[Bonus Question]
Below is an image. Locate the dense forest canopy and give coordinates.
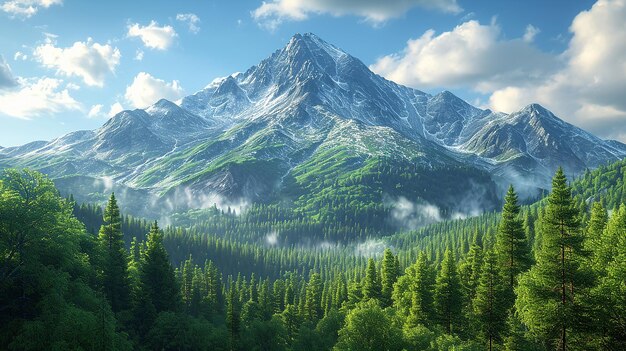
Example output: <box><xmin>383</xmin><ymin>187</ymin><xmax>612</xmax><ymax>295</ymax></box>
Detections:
<box><xmin>1</xmin><ymin>157</ymin><xmax>626</xmax><ymax>350</ymax></box>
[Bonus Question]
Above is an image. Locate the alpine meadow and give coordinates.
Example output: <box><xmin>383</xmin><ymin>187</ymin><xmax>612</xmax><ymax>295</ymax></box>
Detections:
<box><xmin>1</xmin><ymin>1</ymin><xmax>626</xmax><ymax>350</ymax></box>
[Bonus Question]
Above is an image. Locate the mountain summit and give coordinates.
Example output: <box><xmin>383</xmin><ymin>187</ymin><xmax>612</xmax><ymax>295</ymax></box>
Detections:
<box><xmin>1</xmin><ymin>33</ymin><xmax>625</xmax><ymax>217</ymax></box>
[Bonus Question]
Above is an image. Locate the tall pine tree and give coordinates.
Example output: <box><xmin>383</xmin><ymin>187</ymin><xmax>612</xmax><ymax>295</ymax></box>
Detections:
<box><xmin>98</xmin><ymin>193</ymin><xmax>130</xmax><ymax>312</ymax></box>
<box><xmin>362</xmin><ymin>258</ymin><xmax>381</xmax><ymax>301</ymax></box>
<box><xmin>406</xmin><ymin>252</ymin><xmax>435</xmax><ymax>328</ymax></box>
<box><xmin>434</xmin><ymin>249</ymin><xmax>462</xmax><ymax>334</ymax></box>
<box><xmin>516</xmin><ymin>168</ymin><xmax>593</xmax><ymax>350</ymax></box>
<box><xmin>495</xmin><ymin>185</ymin><xmax>531</xmax><ymax>291</ymax></box>
<box><xmin>138</xmin><ymin>221</ymin><xmax>179</xmax><ymax>314</ymax></box>
<box><xmin>473</xmin><ymin>250</ymin><xmax>508</xmax><ymax>351</ymax></box>
<box><xmin>380</xmin><ymin>248</ymin><xmax>398</xmax><ymax>307</ymax></box>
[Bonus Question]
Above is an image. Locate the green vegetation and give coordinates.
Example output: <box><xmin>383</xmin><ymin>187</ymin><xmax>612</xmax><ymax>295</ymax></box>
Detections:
<box><xmin>2</xmin><ymin>157</ymin><xmax>626</xmax><ymax>350</ymax></box>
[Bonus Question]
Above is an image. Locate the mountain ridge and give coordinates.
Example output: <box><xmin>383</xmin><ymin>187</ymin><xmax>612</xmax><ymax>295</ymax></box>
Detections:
<box><xmin>1</xmin><ymin>32</ymin><xmax>625</xmax><ymax>219</ymax></box>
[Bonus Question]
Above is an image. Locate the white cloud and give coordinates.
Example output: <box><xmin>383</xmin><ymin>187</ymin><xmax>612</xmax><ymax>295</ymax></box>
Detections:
<box><xmin>370</xmin><ymin>20</ymin><xmax>557</xmax><ymax>92</ymax></box>
<box><xmin>0</xmin><ymin>55</ymin><xmax>18</xmax><ymax>89</ymax></box>
<box><xmin>13</xmin><ymin>51</ymin><xmax>27</xmax><ymax>60</ymax></box>
<box><xmin>0</xmin><ymin>77</ymin><xmax>80</xmax><ymax>118</ymax></box>
<box><xmin>124</xmin><ymin>72</ymin><xmax>183</xmax><ymax>108</ymax></box>
<box><xmin>176</xmin><ymin>13</ymin><xmax>200</xmax><ymax>33</ymax></box>
<box><xmin>33</xmin><ymin>38</ymin><xmax>121</xmax><ymax>87</ymax></box>
<box><xmin>88</xmin><ymin>102</ymin><xmax>124</xmax><ymax>118</ymax></box>
<box><xmin>108</xmin><ymin>102</ymin><xmax>123</xmax><ymax>116</ymax></box>
<box><xmin>523</xmin><ymin>24</ymin><xmax>540</xmax><ymax>42</ymax></box>
<box><xmin>87</xmin><ymin>104</ymin><xmax>103</xmax><ymax>118</ymax></box>
<box><xmin>127</xmin><ymin>21</ymin><xmax>177</xmax><ymax>50</ymax></box>
<box><xmin>1</xmin><ymin>0</ymin><xmax>61</xmax><ymax>18</ymax></box>
<box><xmin>488</xmin><ymin>0</ymin><xmax>626</xmax><ymax>142</ymax></box>
<box><xmin>134</xmin><ymin>49</ymin><xmax>144</xmax><ymax>61</ymax></box>
<box><xmin>252</xmin><ymin>0</ymin><xmax>462</xmax><ymax>30</ymax></box>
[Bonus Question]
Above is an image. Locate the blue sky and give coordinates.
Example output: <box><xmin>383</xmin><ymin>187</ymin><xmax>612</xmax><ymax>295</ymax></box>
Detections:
<box><xmin>1</xmin><ymin>0</ymin><xmax>625</xmax><ymax>146</ymax></box>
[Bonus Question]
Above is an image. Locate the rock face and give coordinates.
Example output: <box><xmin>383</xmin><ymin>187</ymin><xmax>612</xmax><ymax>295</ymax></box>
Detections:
<box><xmin>1</xmin><ymin>33</ymin><xmax>625</xmax><ymax>216</ymax></box>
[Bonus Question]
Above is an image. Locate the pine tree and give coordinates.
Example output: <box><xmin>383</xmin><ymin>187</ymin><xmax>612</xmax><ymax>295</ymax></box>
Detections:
<box><xmin>380</xmin><ymin>248</ymin><xmax>398</xmax><ymax>307</ymax></box>
<box><xmin>516</xmin><ymin>168</ymin><xmax>593</xmax><ymax>350</ymax></box>
<box><xmin>459</xmin><ymin>232</ymin><xmax>483</xmax><ymax>306</ymax></box>
<box><xmin>97</xmin><ymin>193</ymin><xmax>130</xmax><ymax>312</ymax></box>
<box><xmin>226</xmin><ymin>286</ymin><xmax>240</xmax><ymax>351</ymax></box>
<box><xmin>305</xmin><ymin>272</ymin><xmax>323</xmax><ymax>322</ymax></box>
<box><xmin>593</xmin><ymin>204</ymin><xmax>626</xmax><ymax>349</ymax></box>
<box><xmin>403</xmin><ymin>252</ymin><xmax>435</xmax><ymax>328</ymax></box>
<box><xmin>344</xmin><ymin>280</ymin><xmax>362</xmax><ymax>310</ymax></box>
<box><xmin>281</xmin><ymin>304</ymin><xmax>300</xmax><ymax>344</ymax></box>
<box><xmin>473</xmin><ymin>250</ymin><xmax>508</xmax><ymax>351</ymax></box>
<box><xmin>138</xmin><ymin>221</ymin><xmax>179</xmax><ymax>314</ymax></box>
<box><xmin>586</xmin><ymin>201</ymin><xmax>607</xmax><ymax>256</ymax></box>
<box><xmin>434</xmin><ymin>249</ymin><xmax>462</xmax><ymax>334</ymax></box>
<box><xmin>495</xmin><ymin>185</ymin><xmax>531</xmax><ymax>291</ymax></box>
<box><xmin>181</xmin><ymin>255</ymin><xmax>194</xmax><ymax>311</ymax></box>
<box><xmin>362</xmin><ymin>258</ymin><xmax>381</xmax><ymax>301</ymax></box>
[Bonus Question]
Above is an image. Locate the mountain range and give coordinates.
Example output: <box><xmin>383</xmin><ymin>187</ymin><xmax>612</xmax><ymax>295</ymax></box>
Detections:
<box><xmin>1</xmin><ymin>33</ymin><xmax>625</xmax><ymax>219</ymax></box>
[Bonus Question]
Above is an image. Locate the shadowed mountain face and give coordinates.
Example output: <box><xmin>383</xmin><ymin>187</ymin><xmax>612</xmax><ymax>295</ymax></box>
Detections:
<box><xmin>1</xmin><ymin>33</ymin><xmax>625</xmax><ymax>218</ymax></box>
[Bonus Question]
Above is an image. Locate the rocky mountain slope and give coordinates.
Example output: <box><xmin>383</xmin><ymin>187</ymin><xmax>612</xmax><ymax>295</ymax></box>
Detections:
<box><xmin>1</xmin><ymin>33</ymin><xmax>624</xmax><ymax>218</ymax></box>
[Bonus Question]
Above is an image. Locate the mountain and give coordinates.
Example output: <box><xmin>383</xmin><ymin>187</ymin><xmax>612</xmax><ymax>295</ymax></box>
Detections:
<box><xmin>1</xmin><ymin>33</ymin><xmax>625</xmax><ymax>220</ymax></box>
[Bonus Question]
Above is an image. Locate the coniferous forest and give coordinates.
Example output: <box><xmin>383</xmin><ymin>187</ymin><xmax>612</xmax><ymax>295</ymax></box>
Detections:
<box><xmin>1</xmin><ymin>157</ymin><xmax>626</xmax><ymax>350</ymax></box>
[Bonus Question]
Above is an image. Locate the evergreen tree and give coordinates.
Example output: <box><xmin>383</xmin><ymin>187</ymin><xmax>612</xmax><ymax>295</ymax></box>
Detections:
<box><xmin>401</xmin><ymin>252</ymin><xmax>435</xmax><ymax>328</ymax></box>
<box><xmin>585</xmin><ymin>201</ymin><xmax>607</xmax><ymax>266</ymax></box>
<box><xmin>281</xmin><ymin>304</ymin><xmax>300</xmax><ymax>344</ymax></box>
<box><xmin>495</xmin><ymin>185</ymin><xmax>531</xmax><ymax>291</ymax></box>
<box><xmin>98</xmin><ymin>193</ymin><xmax>130</xmax><ymax>312</ymax></box>
<box><xmin>380</xmin><ymin>248</ymin><xmax>398</xmax><ymax>307</ymax></box>
<box><xmin>362</xmin><ymin>258</ymin><xmax>381</xmax><ymax>301</ymax></box>
<box><xmin>138</xmin><ymin>221</ymin><xmax>179</xmax><ymax>314</ymax></box>
<box><xmin>334</xmin><ymin>299</ymin><xmax>403</xmax><ymax>351</ymax></box>
<box><xmin>516</xmin><ymin>168</ymin><xmax>593</xmax><ymax>350</ymax></box>
<box><xmin>181</xmin><ymin>255</ymin><xmax>194</xmax><ymax>311</ymax></box>
<box><xmin>434</xmin><ymin>249</ymin><xmax>462</xmax><ymax>334</ymax></box>
<box><xmin>305</xmin><ymin>272</ymin><xmax>323</xmax><ymax>322</ymax></box>
<box><xmin>473</xmin><ymin>250</ymin><xmax>508</xmax><ymax>351</ymax></box>
<box><xmin>226</xmin><ymin>286</ymin><xmax>240</xmax><ymax>351</ymax></box>
<box><xmin>459</xmin><ymin>232</ymin><xmax>483</xmax><ymax>308</ymax></box>
<box><xmin>593</xmin><ymin>204</ymin><xmax>626</xmax><ymax>349</ymax></box>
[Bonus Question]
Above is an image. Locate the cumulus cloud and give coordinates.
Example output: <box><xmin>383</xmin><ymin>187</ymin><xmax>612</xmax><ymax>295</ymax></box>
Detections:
<box><xmin>0</xmin><ymin>55</ymin><xmax>18</xmax><ymax>89</ymax></box>
<box><xmin>1</xmin><ymin>0</ymin><xmax>61</xmax><ymax>18</ymax></box>
<box><xmin>0</xmin><ymin>77</ymin><xmax>80</xmax><ymax>118</ymax></box>
<box><xmin>124</xmin><ymin>72</ymin><xmax>183</xmax><ymax>108</ymax></box>
<box><xmin>13</xmin><ymin>51</ymin><xmax>27</xmax><ymax>60</ymax></box>
<box><xmin>87</xmin><ymin>102</ymin><xmax>123</xmax><ymax>118</ymax></box>
<box><xmin>176</xmin><ymin>13</ymin><xmax>200</xmax><ymax>33</ymax></box>
<box><xmin>134</xmin><ymin>49</ymin><xmax>144</xmax><ymax>61</ymax></box>
<box><xmin>523</xmin><ymin>24</ymin><xmax>540</xmax><ymax>43</ymax></box>
<box><xmin>370</xmin><ymin>20</ymin><xmax>557</xmax><ymax>93</ymax></box>
<box><xmin>252</xmin><ymin>0</ymin><xmax>462</xmax><ymax>30</ymax></box>
<box><xmin>488</xmin><ymin>0</ymin><xmax>626</xmax><ymax>141</ymax></box>
<box><xmin>33</xmin><ymin>38</ymin><xmax>121</xmax><ymax>87</ymax></box>
<box><xmin>371</xmin><ymin>0</ymin><xmax>626</xmax><ymax>141</ymax></box>
<box><xmin>127</xmin><ymin>21</ymin><xmax>177</xmax><ymax>50</ymax></box>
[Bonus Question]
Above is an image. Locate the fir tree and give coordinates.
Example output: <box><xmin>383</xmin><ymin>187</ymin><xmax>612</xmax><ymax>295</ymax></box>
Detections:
<box><xmin>404</xmin><ymin>252</ymin><xmax>435</xmax><ymax>328</ymax></box>
<box><xmin>434</xmin><ymin>249</ymin><xmax>462</xmax><ymax>334</ymax></box>
<box><xmin>516</xmin><ymin>168</ymin><xmax>593</xmax><ymax>350</ymax></box>
<box><xmin>585</xmin><ymin>201</ymin><xmax>607</xmax><ymax>263</ymax></box>
<box><xmin>305</xmin><ymin>272</ymin><xmax>323</xmax><ymax>322</ymax></box>
<box><xmin>473</xmin><ymin>250</ymin><xmax>508</xmax><ymax>351</ymax></box>
<box><xmin>226</xmin><ymin>286</ymin><xmax>240</xmax><ymax>351</ymax></box>
<box><xmin>362</xmin><ymin>258</ymin><xmax>381</xmax><ymax>301</ymax></box>
<box><xmin>138</xmin><ymin>221</ymin><xmax>179</xmax><ymax>314</ymax></box>
<box><xmin>495</xmin><ymin>185</ymin><xmax>531</xmax><ymax>291</ymax></box>
<box><xmin>380</xmin><ymin>248</ymin><xmax>398</xmax><ymax>307</ymax></box>
<box><xmin>459</xmin><ymin>232</ymin><xmax>483</xmax><ymax>307</ymax></box>
<box><xmin>98</xmin><ymin>193</ymin><xmax>130</xmax><ymax>312</ymax></box>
